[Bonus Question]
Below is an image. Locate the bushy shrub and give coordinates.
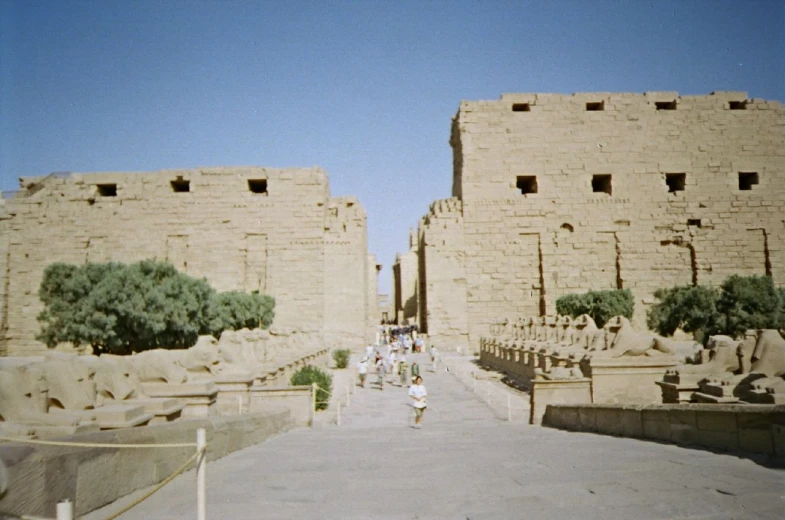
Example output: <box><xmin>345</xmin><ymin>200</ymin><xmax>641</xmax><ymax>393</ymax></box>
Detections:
<box><xmin>647</xmin><ymin>275</ymin><xmax>785</xmax><ymax>343</ymax></box>
<box><xmin>332</xmin><ymin>349</ymin><xmax>351</xmax><ymax>369</ymax></box>
<box><xmin>37</xmin><ymin>260</ymin><xmax>275</xmax><ymax>355</ymax></box>
<box><xmin>718</xmin><ymin>275</ymin><xmax>785</xmax><ymax>339</ymax></box>
<box><xmin>290</xmin><ymin>366</ymin><xmax>333</xmax><ymax>410</ymax></box>
<box><xmin>555</xmin><ymin>289</ymin><xmax>634</xmax><ymax>328</ymax></box>
<box><xmin>646</xmin><ymin>285</ymin><xmax>721</xmax><ymax>344</ymax></box>
<box><xmin>206</xmin><ymin>291</ymin><xmax>275</xmax><ymax>337</ymax></box>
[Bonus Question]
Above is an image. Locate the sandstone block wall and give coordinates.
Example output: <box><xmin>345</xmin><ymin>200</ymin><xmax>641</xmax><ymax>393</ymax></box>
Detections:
<box><xmin>392</xmin><ymin>229</ymin><xmax>419</xmax><ymax>324</ymax></box>
<box><xmin>420</xmin><ymin>91</ymin><xmax>785</xmax><ymax>348</ymax></box>
<box><xmin>323</xmin><ymin>196</ymin><xmax>369</xmax><ymax>346</ymax></box>
<box><xmin>0</xmin><ymin>167</ymin><xmax>372</xmax><ymax>355</ymax></box>
<box><xmin>366</xmin><ymin>254</ymin><xmax>381</xmax><ymax>340</ymax></box>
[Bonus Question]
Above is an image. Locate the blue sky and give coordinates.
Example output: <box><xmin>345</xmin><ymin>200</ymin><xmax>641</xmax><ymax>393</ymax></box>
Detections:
<box><xmin>1</xmin><ymin>0</ymin><xmax>783</xmax><ymax>295</ymax></box>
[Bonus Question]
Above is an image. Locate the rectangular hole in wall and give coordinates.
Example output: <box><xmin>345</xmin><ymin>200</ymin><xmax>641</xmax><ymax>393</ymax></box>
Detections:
<box><xmin>248</xmin><ymin>179</ymin><xmax>268</xmax><ymax>194</ymax></box>
<box><xmin>687</xmin><ymin>219</ymin><xmax>702</xmax><ymax>228</ymax></box>
<box><xmin>96</xmin><ymin>184</ymin><xmax>117</xmax><ymax>197</ymax></box>
<box><xmin>512</xmin><ymin>103</ymin><xmax>530</xmax><ymax>112</ymax></box>
<box><xmin>655</xmin><ymin>101</ymin><xmax>677</xmax><ymax>110</ymax></box>
<box><xmin>729</xmin><ymin>101</ymin><xmax>747</xmax><ymax>110</ymax></box>
<box><xmin>171</xmin><ymin>178</ymin><xmax>190</xmax><ymax>193</ymax></box>
<box><xmin>586</xmin><ymin>101</ymin><xmax>604</xmax><ymax>111</ymax></box>
<box><xmin>592</xmin><ymin>174</ymin><xmax>612</xmax><ymax>195</ymax></box>
<box><xmin>516</xmin><ymin>175</ymin><xmax>538</xmax><ymax>194</ymax></box>
<box><xmin>665</xmin><ymin>173</ymin><xmax>686</xmax><ymax>193</ymax></box>
<box><xmin>738</xmin><ymin>172</ymin><xmax>759</xmax><ymax>191</ymax></box>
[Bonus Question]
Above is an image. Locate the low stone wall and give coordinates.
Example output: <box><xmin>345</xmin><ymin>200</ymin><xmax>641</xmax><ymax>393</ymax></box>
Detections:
<box><xmin>249</xmin><ymin>386</ymin><xmax>313</xmax><ymax>426</ymax></box>
<box><xmin>544</xmin><ymin>403</ymin><xmax>785</xmax><ymax>464</ymax></box>
<box><xmin>529</xmin><ymin>378</ymin><xmax>591</xmax><ymax>425</ymax></box>
<box><xmin>0</xmin><ymin>408</ymin><xmax>296</xmax><ymax>518</ymax></box>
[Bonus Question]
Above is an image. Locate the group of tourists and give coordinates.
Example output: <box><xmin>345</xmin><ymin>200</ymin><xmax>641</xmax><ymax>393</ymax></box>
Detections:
<box><xmin>355</xmin><ymin>327</ymin><xmax>429</xmax><ymax>428</ymax></box>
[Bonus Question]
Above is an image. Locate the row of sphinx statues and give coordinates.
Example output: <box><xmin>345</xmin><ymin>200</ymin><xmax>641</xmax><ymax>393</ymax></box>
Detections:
<box><xmin>480</xmin><ymin>314</ymin><xmax>785</xmax><ymax>405</ymax></box>
<box><xmin>481</xmin><ymin>314</ymin><xmax>702</xmax><ymax>381</ymax></box>
<box><xmin>0</xmin><ymin>329</ymin><xmax>329</xmax><ymax>439</ymax></box>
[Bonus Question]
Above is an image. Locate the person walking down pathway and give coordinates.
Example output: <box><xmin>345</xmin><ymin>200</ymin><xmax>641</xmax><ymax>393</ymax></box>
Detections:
<box><xmin>89</xmin><ymin>351</ymin><xmax>785</xmax><ymax>520</ymax></box>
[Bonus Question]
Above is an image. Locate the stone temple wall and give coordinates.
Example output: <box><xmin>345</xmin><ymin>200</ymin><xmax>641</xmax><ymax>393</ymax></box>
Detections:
<box><xmin>0</xmin><ymin>166</ymin><xmax>373</xmax><ymax>355</ymax></box>
<box><xmin>392</xmin><ymin>229</ymin><xmax>419</xmax><ymax>324</ymax></box>
<box><xmin>366</xmin><ymin>253</ymin><xmax>380</xmax><ymax>340</ymax></box>
<box><xmin>419</xmin><ymin>91</ymin><xmax>785</xmax><ymax>350</ymax></box>
<box><xmin>0</xmin><ymin>202</ymin><xmax>9</xmax><ymax>356</ymax></box>
<box><xmin>323</xmin><ymin>196</ymin><xmax>369</xmax><ymax>345</ymax></box>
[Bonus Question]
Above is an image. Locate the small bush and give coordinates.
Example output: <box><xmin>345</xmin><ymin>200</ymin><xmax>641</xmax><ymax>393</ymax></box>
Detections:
<box><xmin>290</xmin><ymin>366</ymin><xmax>332</xmax><ymax>410</ymax></box>
<box><xmin>332</xmin><ymin>349</ymin><xmax>351</xmax><ymax>369</ymax></box>
<box><xmin>556</xmin><ymin>289</ymin><xmax>634</xmax><ymax>328</ymax></box>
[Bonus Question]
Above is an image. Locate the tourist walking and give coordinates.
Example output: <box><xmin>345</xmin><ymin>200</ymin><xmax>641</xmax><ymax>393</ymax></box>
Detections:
<box><xmin>408</xmin><ymin>376</ymin><xmax>427</xmax><ymax>428</ymax></box>
<box><xmin>376</xmin><ymin>355</ymin><xmax>386</xmax><ymax>389</ymax></box>
<box><xmin>357</xmin><ymin>357</ymin><xmax>368</xmax><ymax>388</ymax></box>
<box><xmin>399</xmin><ymin>357</ymin><xmax>408</xmax><ymax>387</ymax></box>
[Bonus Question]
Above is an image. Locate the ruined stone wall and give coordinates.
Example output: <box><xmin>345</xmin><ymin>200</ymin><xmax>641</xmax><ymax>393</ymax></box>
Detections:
<box><xmin>419</xmin><ymin>198</ymin><xmax>469</xmax><ymax>349</ymax></box>
<box><xmin>422</xmin><ymin>91</ymin><xmax>785</xmax><ymax>348</ymax></box>
<box><xmin>0</xmin><ymin>201</ymin><xmax>9</xmax><ymax>355</ymax></box>
<box><xmin>1</xmin><ymin>167</ymin><xmax>371</xmax><ymax>355</ymax></box>
<box><xmin>323</xmin><ymin>196</ymin><xmax>369</xmax><ymax>347</ymax></box>
<box><xmin>366</xmin><ymin>253</ymin><xmax>380</xmax><ymax>341</ymax></box>
<box><xmin>392</xmin><ymin>229</ymin><xmax>419</xmax><ymax>325</ymax></box>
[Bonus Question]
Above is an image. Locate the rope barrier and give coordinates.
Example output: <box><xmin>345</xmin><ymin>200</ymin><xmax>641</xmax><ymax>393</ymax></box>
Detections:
<box><xmin>99</xmin><ymin>446</ymin><xmax>206</xmax><ymax>520</ymax></box>
<box><xmin>0</xmin><ymin>436</ymin><xmax>197</xmax><ymax>449</ymax></box>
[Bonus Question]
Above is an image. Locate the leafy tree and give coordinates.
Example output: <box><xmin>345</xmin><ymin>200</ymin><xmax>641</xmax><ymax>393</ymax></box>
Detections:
<box><xmin>646</xmin><ymin>285</ymin><xmax>722</xmax><ymax>343</ymax></box>
<box><xmin>290</xmin><ymin>366</ymin><xmax>332</xmax><ymax>410</ymax></box>
<box><xmin>647</xmin><ymin>275</ymin><xmax>785</xmax><ymax>343</ymax></box>
<box><xmin>555</xmin><ymin>289</ymin><xmax>634</xmax><ymax>328</ymax></box>
<box><xmin>37</xmin><ymin>260</ymin><xmax>275</xmax><ymax>355</ymax></box>
<box><xmin>717</xmin><ymin>275</ymin><xmax>785</xmax><ymax>339</ymax></box>
<box><xmin>206</xmin><ymin>291</ymin><xmax>275</xmax><ymax>337</ymax></box>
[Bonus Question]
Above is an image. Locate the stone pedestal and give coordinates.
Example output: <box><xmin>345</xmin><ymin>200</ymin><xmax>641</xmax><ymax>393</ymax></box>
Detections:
<box><xmin>656</xmin><ymin>381</ymin><xmax>700</xmax><ymax>404</ymax></box>
<box><xmin>214</xmin><ymin>375</ymin><xmax>254</xmax><ymax>415</ymax></box>
<box><xmin>530</xmin><ymin>378</ymin><xmax>592</xmax><ymax>425</ymax></box>
<box><xmin>50</xmin><ymin>404</ymin><xmax>154</xmax><ymax>430</ymax></box>
<box><xmin>141</xmin><ymin>382</ymin><xmax>218</xmax><ymax>417</ymax></box>
<box><xmin>589</xmin><ymin>357</ymin><xmax>679</xmax><ymax>405</ymax></box>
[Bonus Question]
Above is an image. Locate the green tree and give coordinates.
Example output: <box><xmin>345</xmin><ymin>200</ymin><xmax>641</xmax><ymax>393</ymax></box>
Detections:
<box><xmin>717</xmin><ymin>275</ymin><xmax>785</xmax><ymax>339</ymax></box>
<box><xmin>646</xmin><ymin>275</ymin><xmax>785</xmax><ymax>343</ymax></box>
<box><xmin>36</xmin><ymin>260</ymin><xmax>275</xmax><ymax>354</ymax></box>
<box><xmin>206</xmin><ymin>291</ymin><xmax>275</xmax><ymax>336</ymax></box>
<box><xmin>555</xmin><ymin>289</ymin><xmax>634</xmax><ymax>328</ymax></box>
<box><xmin>646</xmin><ymin>285</ymin><xmax>722</xmax><ymax>343</ymax></box>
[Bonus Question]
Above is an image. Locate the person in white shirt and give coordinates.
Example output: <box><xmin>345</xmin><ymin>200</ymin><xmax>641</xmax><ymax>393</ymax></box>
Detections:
<box><xmin>357</xmin><ymin>358</ymin><xmax>369</xmax><ymax>388</ymax></box>
<box><xmin>375</xmin><ymin>355</ymin><xmax>386</xmax><ymax>390</ymax></box>
<box><xmin>408</xmin><ymin>376</ymin><xmax>427</xmax><ymax>428</ymax></box>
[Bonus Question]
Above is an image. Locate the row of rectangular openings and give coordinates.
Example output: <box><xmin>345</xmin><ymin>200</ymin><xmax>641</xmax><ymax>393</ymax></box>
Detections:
<box><xmin>516</xmin><ymin>172</ymin><xmax>759</xmax><ymax>195</ymax></box>
<box><xmin>95</xmin><ymin>179</ymin><xmax>269</xmax><ymax>196</ymax></box>
<box><xmin>512</xmin><ymin>99</ymin><xmax>747</xmax><ymax>112</ymax></box>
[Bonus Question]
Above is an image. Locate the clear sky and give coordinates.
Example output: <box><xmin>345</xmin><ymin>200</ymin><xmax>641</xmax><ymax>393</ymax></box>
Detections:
<box><xmin>1</xmin><ymin>0</ymin><xmax>783</xmax><ymax>295</ymax></box>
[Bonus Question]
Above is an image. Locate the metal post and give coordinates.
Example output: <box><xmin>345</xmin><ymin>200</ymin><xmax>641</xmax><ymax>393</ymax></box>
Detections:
<box><xmin>336</xmin><ymin>401</ymin><xmax>341</xmax><ymax>426</ymax></box>
<box><xmin>197</xmin><ymin>428</ymin><xmax>206</xmax><ymax>520</ymax></box>
<box><xmin>56</xmin><ymin>499</ymin><xmax>73</xmax><ymax>520</ymax></box>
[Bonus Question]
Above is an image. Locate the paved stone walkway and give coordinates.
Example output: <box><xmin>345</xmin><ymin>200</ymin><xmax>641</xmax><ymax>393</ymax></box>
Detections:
<box><xmin>93</xmin><ymin>353</ymin><xmax>784</xmax><ymax>520</ymax></box>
